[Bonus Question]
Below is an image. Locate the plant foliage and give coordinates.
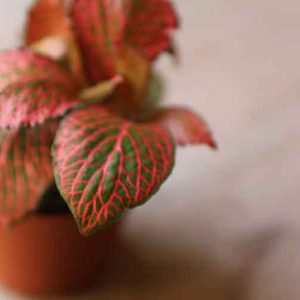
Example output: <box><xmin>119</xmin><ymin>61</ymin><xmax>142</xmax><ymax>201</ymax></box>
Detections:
<box><xmin>0</xmin><ymin>0</ymin><xmax>216</xmax><ymax>235</ymax></box>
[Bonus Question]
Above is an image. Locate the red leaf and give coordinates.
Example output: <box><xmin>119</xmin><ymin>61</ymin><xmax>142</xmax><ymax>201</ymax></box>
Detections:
<box><xmin>25</xmin><ymin>0</ymin><xmax>71</xmax><ymax>45</ymax></box>
<box><xmin>0</xmin><ymin>49</ymin><xmax>79</xmax><ymax>128</ymax></box>
<box><xmin>0</xmin><ymin>122</ymin><xmax>57</xmax><ymax>225</ymax></box>
<box><xmin>71</xmin><ymin>0</ymin><xmax>118</xmax><ymax>83</ymax></box>
<box><xmin>150</xmin><ymin>107</ymin><xmax>217</xmax><ymax>148</ymax></box>
<box><xmin>53</xmin><ymin>105</ymin><xmax>175</xmax><ymax>235</ymax></box>
<box><xmin>71</xmin><ymin>0</ymin><xmax>178</xmax><ymax>83</ymax></box>
<box><xmin>124</xmin><ymin>0</ymin><xmax>179</xmax><ymax>60</ymax></box>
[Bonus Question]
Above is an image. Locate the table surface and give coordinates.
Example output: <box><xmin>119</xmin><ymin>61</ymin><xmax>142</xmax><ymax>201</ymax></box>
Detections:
<box><xmin>1</xmin><ymin>0</ymin><xmax>300</xmax><ymax>299</ymax></box>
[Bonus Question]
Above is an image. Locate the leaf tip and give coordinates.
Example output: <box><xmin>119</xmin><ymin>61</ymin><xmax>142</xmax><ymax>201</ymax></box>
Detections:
<box><xmin>207</xmin><ymin>136</ymin><xmax>218</xmax><ymax>150</ymax></box>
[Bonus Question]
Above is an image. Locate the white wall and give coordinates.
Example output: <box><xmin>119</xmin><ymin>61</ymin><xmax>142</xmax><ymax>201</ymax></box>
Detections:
<box><xmin>0</xmin><ymin>0</ymin><xmax>33</xmax><ymax>49</ymax></box>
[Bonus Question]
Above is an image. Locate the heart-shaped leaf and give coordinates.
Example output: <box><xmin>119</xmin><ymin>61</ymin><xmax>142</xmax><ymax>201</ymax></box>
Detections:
<box><xmin>71</xmin><ymin>0</ymin><xmax>178</xmax><ymax>83</ymax></box>
<box><xmin>53</xmin><ymin>105</ymin><xmax>175</xmax><ymax>235</ymax></box>
<box><xmin>150</xmin><ymin>107</ymin><xmax>217</xmax><ymax>148</ymax></box>
<box><xmin>0</xmin><ymin>49</ymin><xmax>79</xmax><ymax>128</ymax></box>
<box><xmin>0</xmin><ymin>122</ymin><xmax>57</xmax><ymax>225</ymax></box>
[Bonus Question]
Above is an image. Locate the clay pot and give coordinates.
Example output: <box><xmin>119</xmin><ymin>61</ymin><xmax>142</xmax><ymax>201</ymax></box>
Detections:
<box><xmin>0</xmin><ymin>213</ymin><xmax>119</xmax><ymax>296</ymax></box>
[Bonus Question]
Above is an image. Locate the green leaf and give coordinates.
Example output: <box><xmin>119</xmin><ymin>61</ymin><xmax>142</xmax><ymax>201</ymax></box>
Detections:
<box><xmin>0</xmin><ymin>122</ymin><xmax>57</xmax><ymax>225</ymax></box>
<box><xmin>53</xmin><ymin>105</ymin><xmax>175</xmax><ymax>235</ymax></box>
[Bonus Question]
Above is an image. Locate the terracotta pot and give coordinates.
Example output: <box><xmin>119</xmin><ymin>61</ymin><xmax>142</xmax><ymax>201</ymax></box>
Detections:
<box><xmin>0</xmin><ymin>213</ymin><xmax>120</xmax><ymax>296</ymax></box>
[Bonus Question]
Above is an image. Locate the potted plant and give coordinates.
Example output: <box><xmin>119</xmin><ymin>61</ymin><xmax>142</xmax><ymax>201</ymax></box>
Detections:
<box><xmin>0</xmin><ymin>0</ymin><xmax>216</xmax><ymax>296</ymax></box>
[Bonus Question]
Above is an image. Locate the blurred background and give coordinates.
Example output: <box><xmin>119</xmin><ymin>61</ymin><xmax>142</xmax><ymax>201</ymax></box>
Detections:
<box><xmin>1</xmin><ymin>0</ymin><xmax>300</xmax><ymax>299</ymax></box>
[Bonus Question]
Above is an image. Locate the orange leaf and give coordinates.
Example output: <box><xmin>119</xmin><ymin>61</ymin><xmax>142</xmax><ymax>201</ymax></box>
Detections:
<box><xmin>26</xmin><ymin>0</ymin><xmax>87</xmax><ymax>86</ymax></box>
<box><xmin>67</xmin><ymin>38</ymin><xmax>88</xmax><ymax>86</ymax></box>
<box><xmin>25</xmin><ymin>0</ymin><xmax>71</xmax><ymax>45</ymax></box>
<box><xmin>110</xmin><ymin>46</ymin><xmax>151</xmax><ymax>115</ymax></box>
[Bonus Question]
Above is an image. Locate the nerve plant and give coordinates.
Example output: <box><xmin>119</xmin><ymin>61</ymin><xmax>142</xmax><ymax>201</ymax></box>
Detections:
<box><xmin>0</xmin><ymin>0</ymin><xmax>216</xmax><ymax>236</ymax></box>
